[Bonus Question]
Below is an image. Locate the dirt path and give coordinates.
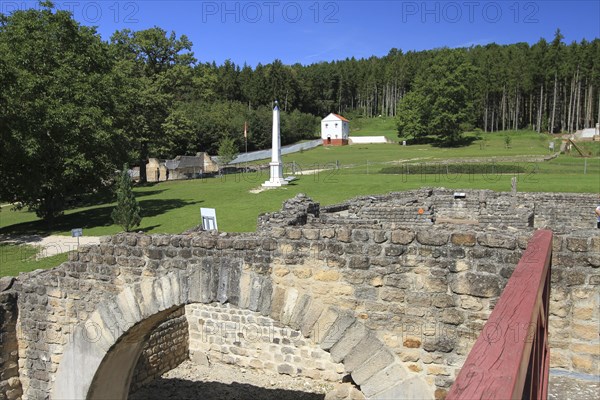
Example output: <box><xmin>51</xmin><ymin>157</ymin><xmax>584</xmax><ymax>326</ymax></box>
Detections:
<box><xmin>130</xmin><ymin>360</ymin><xmax>336</xmax><ymax>400</ymax></box>
<box><xmin>130</xmin><ymin>361</ymin><xmax>598</xmax><ymax>400</ymax></box>
<box><xmin>0</xmin><ymin>234</ymin><xmax>102</xmax><ymax>258</ymax></box>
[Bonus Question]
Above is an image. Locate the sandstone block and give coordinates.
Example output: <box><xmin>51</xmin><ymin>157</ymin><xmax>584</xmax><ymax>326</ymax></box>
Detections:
<box><xmin>286</xmin><ymin>229</ymin><xmax>302</xmax><ymax>240</ymax></box>
<box><xmin>566</xmin><ymin>237</ymin><xmax>588</xmax><ymax>252</ymax></box>
<box><xmin>300</xmin><ymin>302</ymin><xmax>324</xmax><ymax>338</ymax></box>
<box><xmin>372</xmin><ymin>231</ymin><xmax>388</xmax><ymax>244</ymax></box>
<box><xmin>348</xmin><ymin>256</ymin><xmax>370</xmax><ymax>270</ymax></box>
<box><xmin>384</xmin><ymin>245</ymin><xmax>406</xmax><ymax>257</ymax></box>
<box><xmin>564</xmin><ymin>270</ymin><xmax>586</xmax><ymax>286</ymax></box>
<box><xmin>270</xmin><ymin>286</ymin><xmax>286</xmax><ymax>321</ymax></box>
<box><xmin>449</xmin><ymin>260</ymin><xmax>471</xmax><ymax>272</ymax></box>
<box><xmin>403</xmin><ymin>338</ymin><xmax>421</xmax><ymax>348</ymax></box>
<box><xmin>343</xmin><ymin>333</ymin><xmax>384</xmax><ymax>372</ymax></box>
<box><xmin>417</xmin><ymin>231</ymin><xmax>449</xmax><ymax>246</ymax></box>
<box><xmin>450</xmin><ymin>272</ymin><xmax>501</xmax><ymax>298</ymax></box>
<box><xmin>380</xmin><ymin>287</ymin><xmax>405</xmax><ymax>302</ymax></box>
<box><xmin>292</xmin><ymin>267</ymin><xmax>312</xmax><ymax>279</ymax></box>
<box><xmin>571</xmin><ymin>343</ymin><xmax>600</xmax><ymax>356</ymax></box>
<box><xmin>330</xmin><ymin>322</ymin><xmax>369</xmax><ymax>363</ymax></box>
<box><xmin>191</xmin><ymin>351</ymin><xmax>210</xmax><ymax>366</ymax></box>
<box><xmin>280</xmin><ymin>288</ymin><xmax>299</xmax><ymax>325</ymax></box>
<box><xmin>302</xmin><ymin>229</ymin><xmax>320</xmax><ymax>240</ymax></box>
<box><xmin>477</xmin><ymin>234</ymin><xmax>516</xmax><ymax>249</ymax></box>
<box><xmin>277</xmin><ymin>363</ymin><xmax>295</xmax><ymax>375</ymax></box>
<box><xmin>571</xmin><ymin>354</ymin><xmax>594</xmax><ymax>374</ymax></box>
<box><xmin>314</xmin><ymin>270</ymin><xmax>340</xmax><ymax>281</ymax></box>
<box><xmin>289</xmin><ymin>294</ymin><xmax>312</xmax><ymax>330</ymax></box>
<box><xmin>441</xmin><ymin>309</ymin><xmax>464</xmax><ymax>325</ymax></box>
<box><xmin>336</xmin><ymin>228</ymin><xmax>352</xmax><ymax>242</ymax></box>
<box><xmin>320</xmin><ymin>312</ymin><xmax>355</xmax><ymax>351</ymax></box>
<box><xmin>427</xmin><ymin>365</ymin><xmax>451</xmax><ymax>376</ymax></box>
<box><xmin>321</xmin><ymin>228</ymin><xmax>335</xmax><ymax>239</ymax></box>
<box><xmin>371</xmin><ymin>375</ymin><xmax>432</xmax><ymax>400</ymax></box>
<box><xmin>144</xmin><ymin>248</ymin><xmax>163</xmax><ymax>260</ymax></box>
<box><xmin>408</xmin><ymin>364</ymin><xmax>422</xmax><ymax>372</ymax></box>
<box><xmin>423</xmin><ymin>336</ymin><xmax>455</xmax><ymax>353</ymax></box>
<box><xmin>572</xmin><ymin>323</ymin><xmax>599</xmax><ymax>341</ymax></box>
<box><xmin>549</xmin><ymin>349</ymin><xmax>570</xmax><ymax>369</ymax></box>
<box><xmin>391</xmin><ymin>230</ymin><xmax>415</xmax><ymax>245</ymax></box>
<box><xmin>351</xmin><ymin>348</ymin><xmax>395</xmax><ymax>385</ymax></box>
<box><xmin>361</xmin><ymin>363</ymin><xmax>406</xmax><ymax>397</ymax></box>
<box><xmin>451</xmin><ymin>233</ymin><xmax>476</xmax><ymax>246</ymax></box>
<box><xmin>352</xmin><ymin>230</ymin><xmax>370</xmax><ymax>242</ymax></box>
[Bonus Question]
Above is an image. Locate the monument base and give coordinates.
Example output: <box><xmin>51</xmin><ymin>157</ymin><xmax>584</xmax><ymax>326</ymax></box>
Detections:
<box><xmin>262</xmin><ymin>178</ymin><xmax>289</xmax><ymax>187</ymax></box>
<box><xmin>262</xmin><ymin>161</ymin><xmax>288</xmax><ymax>187</ymax></box>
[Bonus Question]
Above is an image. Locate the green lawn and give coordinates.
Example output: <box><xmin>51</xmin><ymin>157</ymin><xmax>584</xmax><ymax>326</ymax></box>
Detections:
<box><xmin>349</xmin><ymin>116</ymin><xmax>399</xmax><ymax>142</ymax></box>
<box><xmin>0</xmin><ymin>129</ymin><xmax>597</xmax><ymax>244</ymax></box>
<box><xmin>0</xmin><ymin>243</ymin><xmax>68</xmax><ymax>277</ymax></box>
<box><xmin>268</xmin><ymin>130</ymin><xmax>558</xmax><ymax>167</ymax></box>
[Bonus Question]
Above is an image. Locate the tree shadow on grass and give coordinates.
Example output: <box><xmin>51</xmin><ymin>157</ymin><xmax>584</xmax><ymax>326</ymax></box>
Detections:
<box><xmin>0</xmin><ymin>199</ymin><xmax>202</xmax><ymax>236</ymax></box>
<box><xmin>401</xmin><ymin>135</ymin><xmax>480</xmax><ymax>148</ymax></box>
<box><xmin>431</xmin><ymin>135</ymin><xmax>480</xmax><ymax>148</ymax></box>
<box><xmin>61</xmin><ymin>188</ymin><xmax>167</xmax><ymax>212</ymax></box>
<box><xmin>130</xmin><ymin>378</ymin><xmax>326</xmax><ymax>400</ymax></box>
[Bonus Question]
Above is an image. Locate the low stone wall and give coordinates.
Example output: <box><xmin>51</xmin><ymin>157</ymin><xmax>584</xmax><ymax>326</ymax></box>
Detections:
<box><xmin>0</xmin><ymin>279</ymin><xmax>22</xmax><ymax>400</ymax></box>
<box><xmin>186</xmin><ymin>303</ymin><xmax>345</xmax><ymax>382</ymax></box>
<box><xmin>129</xmin><ymin>306</ymin><xmax>189</xmax><ymax>394</ymax></box>
<box><xmin>312</xmin><ymin>189</ymin><xmax>598</xmax><ymax>231</ymax></box>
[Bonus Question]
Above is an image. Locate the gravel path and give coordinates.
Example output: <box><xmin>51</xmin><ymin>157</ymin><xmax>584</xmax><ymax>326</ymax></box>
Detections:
<box><xmin>131</xmin><ymin>361</ymin><xmax>599</xmax><ymax>400</ymax></box>
<box><xmin>0</xmin><ymin>234</ymin><xmax>102</xmax><ymax>258</ymax></box>
<box><xmin>130</xmin><ymin>360</ymin><xmax>335</xmax><ymax>400</ymax></box>
<box><xmin>548</xmin><ymin>371</ymin><xmax>600</xmax><ymax>400</ymax></box>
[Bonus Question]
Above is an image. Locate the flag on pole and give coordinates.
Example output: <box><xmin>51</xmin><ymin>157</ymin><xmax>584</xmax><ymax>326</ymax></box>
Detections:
<box><xmin>244</xmin><ymin>121</ymin><xmax>247</xmax><ymax>138</ymax></box>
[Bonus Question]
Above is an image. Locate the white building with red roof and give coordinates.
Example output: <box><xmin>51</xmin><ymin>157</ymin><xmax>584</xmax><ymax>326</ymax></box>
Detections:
<box><xmin>321</xmin><ymin>113</ymin><xmax>349</xmax><ymax>146</ymax></box>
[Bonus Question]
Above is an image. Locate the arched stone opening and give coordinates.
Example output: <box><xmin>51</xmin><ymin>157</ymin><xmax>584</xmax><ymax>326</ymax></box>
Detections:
<box><xmin>88</xmin><ymin>306</ymin><xmax>179</xmax><ymax>399</ymax></box>
<box><xmin>52</xmin><ymin>273</ymin><xmax>188</xmax><ymax>400</ymax></box>
<box><xmin>52</xmin><ymin>272</ymin><xmax>432</xmax><ymax>400</ymax></box>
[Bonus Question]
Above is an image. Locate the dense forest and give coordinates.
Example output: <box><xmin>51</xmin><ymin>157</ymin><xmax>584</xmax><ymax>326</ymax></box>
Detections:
<box><xmin>1</xmin><ymin>3</ymin><xmax>599</xmax><ymax>220</ymax></box>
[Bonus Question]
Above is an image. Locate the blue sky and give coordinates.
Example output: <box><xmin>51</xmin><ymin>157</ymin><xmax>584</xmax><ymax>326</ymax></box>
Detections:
<box><xmin>3</xmin><ymin>1</ymin><xmax>599</xmax><ymax>66</ymax></box>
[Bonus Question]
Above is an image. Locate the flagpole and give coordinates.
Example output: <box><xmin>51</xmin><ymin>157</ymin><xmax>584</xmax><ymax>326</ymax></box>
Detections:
<box><xmin>244</xmin><ymin>121</ymin><xmax>248</xmax><ymax>172</ymax></box>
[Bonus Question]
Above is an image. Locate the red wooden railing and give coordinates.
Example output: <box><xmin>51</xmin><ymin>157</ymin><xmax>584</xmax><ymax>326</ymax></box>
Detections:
<box><xmin>447</xmin><ymin>229</ymin><xmax>553</xmax><ymax>400</ymax></box>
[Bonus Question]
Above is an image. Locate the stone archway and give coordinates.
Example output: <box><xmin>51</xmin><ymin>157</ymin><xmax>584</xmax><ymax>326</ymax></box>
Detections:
<box><xmin>52</xmin><ymin>273</ymin><xmax>188</xmax><ymax>400</ymax></box>
<box><xmin>52</xmin><ymin>271</ymin><xmax>432</xmax><ymax>399</ymax></box>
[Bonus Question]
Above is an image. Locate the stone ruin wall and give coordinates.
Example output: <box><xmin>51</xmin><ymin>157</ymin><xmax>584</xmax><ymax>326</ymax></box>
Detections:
<box><xmin>314</xmin><ymin>188</ymin><xmax>597</xmax><ymax>232</ymax></box>
<box><xmin>0</xmin><ymin>188</ymin><xmax>598</xmax><ymax>400</ymax></box>
<box><xmin>0</xmin><ymin>288</ymin><xmax>22</xmax><ymax>400</ymax></box>
<box><xmin>185</xmin><ymin>303</ymin><xmax>345</xmax><ymax>381</ymax></box>
<box><xmin>128</xmin><ymin>306</ymin><xmax>189</xmax><ymax>394</ymax></box>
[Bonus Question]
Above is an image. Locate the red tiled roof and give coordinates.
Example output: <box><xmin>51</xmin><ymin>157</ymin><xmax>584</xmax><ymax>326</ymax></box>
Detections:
<box><xmin>332</xmin><ymin>113</ymin><xmax>349</xmax><ymax>122</ymax></box>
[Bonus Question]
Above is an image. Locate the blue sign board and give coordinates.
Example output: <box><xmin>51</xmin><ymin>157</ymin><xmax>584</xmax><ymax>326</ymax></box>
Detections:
<box><xmin>71</xmin><ymin>228</ymin><xmax>83</xmax><ymax>237</ymax></box>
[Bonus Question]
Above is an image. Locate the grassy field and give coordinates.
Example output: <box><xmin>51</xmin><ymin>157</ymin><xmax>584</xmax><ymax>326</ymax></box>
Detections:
<box><xmin>0</xmin><ymin>128</ymin><xmax>598</xmax><ymax>276</ymax></box>
<box><xmin>250</xmin><ymin>130</ymin><xmax>559</xmax><ymax>167</ymax></box>
<box><xmin>349</xmin><ymin>116</ymin><xmax>399</xmax><ymax>142</ymax></box>
<box><xmin>0</xmin><ymin>243</ymin><xmax>68</xmax><ymax>277</ymax></box>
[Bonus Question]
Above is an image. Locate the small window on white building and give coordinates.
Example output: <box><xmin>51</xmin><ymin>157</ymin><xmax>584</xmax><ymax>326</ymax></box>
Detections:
<box><xmin>325</xmin><ymin>123</ymin><xmax>328</xmax><ymax>128</ymax></box>
<box><xmin>335</xmin><ymin>123</ymin><xmax>338</xmax><ymax>128</ymax></box>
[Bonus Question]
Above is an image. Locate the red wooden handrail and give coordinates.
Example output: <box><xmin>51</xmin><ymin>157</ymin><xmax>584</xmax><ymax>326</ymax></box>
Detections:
<box><xmin>447</xmin><ymin>229</ymin><xmax>552</xmax><ymax>400</ymax></box>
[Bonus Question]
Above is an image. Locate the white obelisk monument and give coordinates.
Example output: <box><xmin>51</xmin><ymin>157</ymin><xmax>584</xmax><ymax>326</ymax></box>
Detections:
<box><xmin>262</xmin><ymin>100</ymin><xmax>288</xmax><ymax>187</ymax></box>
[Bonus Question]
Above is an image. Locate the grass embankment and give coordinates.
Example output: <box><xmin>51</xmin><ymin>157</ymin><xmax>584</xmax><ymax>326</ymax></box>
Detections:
<box><xmin>0</xmin><ymin>243</ymin><xmax>68</xmax><ymax>277</ymax></box>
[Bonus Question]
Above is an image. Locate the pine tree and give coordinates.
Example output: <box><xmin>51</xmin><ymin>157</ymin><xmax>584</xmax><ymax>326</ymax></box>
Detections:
<box><xmin>217</xmin><ymin>136</ymin><xmax>239</xmax><ymax>170</ymax></box>
<box><xmin>111</xmin><ymin>164</ymin><xmax>142</xmax><ymax>232</ymax></box>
